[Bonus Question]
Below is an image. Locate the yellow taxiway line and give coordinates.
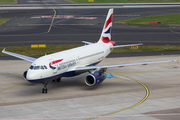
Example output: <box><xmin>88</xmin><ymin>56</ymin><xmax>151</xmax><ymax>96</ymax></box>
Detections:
<box><xmin>0</xmin><ymin>82</ymin><xmax>28</xmax><ymax>93</ymax></box>
<box><xmin>84</xmin><ymin>73</ymin><xmax>150</xmax><ymax>120</ymax></box>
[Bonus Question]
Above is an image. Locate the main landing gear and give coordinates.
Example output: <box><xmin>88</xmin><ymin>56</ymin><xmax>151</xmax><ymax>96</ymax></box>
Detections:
<box><xmin>42</xmin><ymin>82</ymin><xmax>48</xmax><ymax>93</ymax></box>
<box><xmin>52</xmin><ymin>77</ymin><xmax>61</xmax><ymax>82</ymax></box>
<box><xmin>56</xmin><ymin>78</ymin><xmax>61</xmax><ymax>82</ymax></box>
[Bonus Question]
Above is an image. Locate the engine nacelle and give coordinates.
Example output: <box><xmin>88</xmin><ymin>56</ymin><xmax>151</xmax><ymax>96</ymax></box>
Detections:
<box><xmin>85</xmin><ymin>72</ymin><xmax>106</xmax><ymax>86</ymax></box>
<box><xmin>23</xmin><ymin>70</ymin><xmax>28</xmax><ymax>81</ymax></box>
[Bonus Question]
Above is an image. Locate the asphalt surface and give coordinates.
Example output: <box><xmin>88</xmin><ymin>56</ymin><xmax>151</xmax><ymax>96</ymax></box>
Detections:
<box><xmin>0</xmin><ymin>2</ymin><xmax>180</xmax><ymax>120</ymax></box>
<box><xmin>0</xmin><ymin>7</ymin><xmax>180</xmax><ymax>47</ymax></box>
<box><xmin>0</xmin><ymin>56</ymin><xmax>180</xmax><ymax>120</ymax></box>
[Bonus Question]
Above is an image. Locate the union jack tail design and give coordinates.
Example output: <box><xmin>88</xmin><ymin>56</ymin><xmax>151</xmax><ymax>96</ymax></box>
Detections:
<box><xmin>98</xmin><ymin>9</ymin><xmax>115</xmax><ymax>45</ymax></box>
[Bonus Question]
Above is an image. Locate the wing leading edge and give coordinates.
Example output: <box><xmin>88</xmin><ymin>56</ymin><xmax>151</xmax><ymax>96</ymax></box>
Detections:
<box><xmin>75</xmin><ymin>59</ymin><xmax>177</xmax><ymax>71</ymax></box>
<box><xmin>2</xmin><ymin>48</ymin><xmax>36</xmax><ymax>62</ymax></box>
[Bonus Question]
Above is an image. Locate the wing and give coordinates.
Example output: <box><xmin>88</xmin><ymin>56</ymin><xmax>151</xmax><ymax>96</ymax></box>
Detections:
<box><xmin>2</xmin><ymin>48</ymin><xmax>36</xmax><ymax>62</ymax></box>
<box><xmin>75</xmin><ymin>59</ymin><xmax>177</xmax><ymax>71</ymax></box>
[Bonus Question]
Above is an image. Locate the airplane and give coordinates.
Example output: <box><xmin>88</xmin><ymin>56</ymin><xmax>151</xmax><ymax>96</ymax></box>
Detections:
<box><xmin>2</xmin><ymin>8</ymin><xmax>178</xmax><ymax>93</ymax></box>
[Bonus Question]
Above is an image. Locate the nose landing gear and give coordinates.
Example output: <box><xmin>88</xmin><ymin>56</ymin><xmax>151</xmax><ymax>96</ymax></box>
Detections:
<box><xmin>42</xmin><ymin>82</ymin><xmax>48</xmax><ymax>93</ymax></box>
<box><xmin>42</xmin><ymin>78</ymin><xmax>61</xmax><ymax>93</ymax></box>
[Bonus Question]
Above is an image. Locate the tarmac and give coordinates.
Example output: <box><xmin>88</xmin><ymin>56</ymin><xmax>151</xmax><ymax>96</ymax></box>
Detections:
<box><xmin>1</xmin><ymin>7</ymin><xmax>180</xmax><ymax>46</ymax></box>
<box><xmin>0</xmin><ymin>55</ymin><xmax>180</xmax><ymax>120</ymax></box>
<box><xmin>1</xmin><ymin>1</ymin><xmax>180</xmax><ymax>119</ymax></box>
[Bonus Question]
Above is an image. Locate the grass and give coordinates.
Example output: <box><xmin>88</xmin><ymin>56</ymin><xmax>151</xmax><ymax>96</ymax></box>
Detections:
<box><xmin>66</xmin><ymin>0</ymin><xmax>180</xmax><ymax>3</ymax></box>
<box><xmin>112</xmin><ymin>45</ymin><xmax>180</xmax><ymax>53</ymax></box>
<box><xmin>115</xmin><ymin>13</ymin><xmax>180</xmax><ymax>25</ymax></box>
<box><xmin>0</xmin><ymin>0</ymin><xmax>17</xmax><ymax>5</ymax></box>
<box><xmin>0</xmin><ymin>18</ymin><xmax>10</xmax><ymax>26</ymax></box>
<box><xmin>0</xmin><ymin>45</ymin><xmax>81</xmax><ymax>56</ymax></box>
<box><xmin>1</xmin><ymin>45</ymin><xmax>180</xmax><ymax>56</ymax></box>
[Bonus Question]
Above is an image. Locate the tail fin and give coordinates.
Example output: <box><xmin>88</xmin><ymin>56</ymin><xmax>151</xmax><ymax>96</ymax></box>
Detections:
<box><xmin>98</xmin><ymin>8</ymin><xmax>113</xmax><ymax>44</ymax></box>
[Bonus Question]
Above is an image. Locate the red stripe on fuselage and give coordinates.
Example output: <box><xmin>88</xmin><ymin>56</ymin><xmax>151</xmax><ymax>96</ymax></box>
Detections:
<box><xmin>49</xmin><ymin>59</ymin><xmax>63</xmax><ymax>66</ymax></box>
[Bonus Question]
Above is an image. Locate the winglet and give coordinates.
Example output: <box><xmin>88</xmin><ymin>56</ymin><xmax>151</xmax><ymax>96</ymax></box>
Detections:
<box><xmin>2</xmin><ymin>48</ymin><xmax>5</xmax><ymax>52</ymax></box>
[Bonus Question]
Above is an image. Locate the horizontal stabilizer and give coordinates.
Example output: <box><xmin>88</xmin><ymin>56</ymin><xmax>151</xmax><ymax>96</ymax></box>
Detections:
<box><xmin>111</xmin><ymin>43</ymin><xmax>143</xmax><ymax>48</ymax></box>
<box><xmin>82</xmin><ymin>41</ymin><xmax>94</xmax><ymax>45</ymax></box>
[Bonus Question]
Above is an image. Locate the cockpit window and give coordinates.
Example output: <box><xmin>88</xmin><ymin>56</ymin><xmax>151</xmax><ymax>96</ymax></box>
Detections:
<box><xmin>30</xmin><ymin>65</ymin><xmax>34</xmax><ymax>69</ymax></box>
<box><xmin>34</xmin><ymin>66</ymin><xmax>40</xmax><ymax>70</ymax></box>
<box><xmin>41</xmin><ymin>66</ymin><xmax>44</xmax><ymax>69</ymax></box>
<box><xmin>30</xmin><ymin>65</ymin><xmax>47</xmax><ymax>70</ymax></box>
<box><xmin>44</xmin><ymin>65</ymin><xmax>47</xmax><ymax>69</ymax></box>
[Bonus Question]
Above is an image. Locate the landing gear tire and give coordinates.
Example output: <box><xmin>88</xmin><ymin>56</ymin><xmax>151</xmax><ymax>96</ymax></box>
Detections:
<box><xmin>42</xmin><ymin>82</ymin><xmax>48</xmax><ymax>93</ymax></box>
<box><xmin>42</xmin><ymin>88</ymin><xmax>48</xmax><ymax>93</ymax></box>
<box><xmin>52</xmin><ymin>78</ymin><xmax>61</xmax><ymax>82</ymax></box>
<box><xmin>45</xmin><ymin>88</ymin><xmax>47</xmax><ymax>93</ymax></box>
<box><xmin>42</xmin><ymin>88</ymin><xmax>44</xmax><ymax>93</ymax></box>
<box><xmin>56</xmin><ymin>78</ymin><xmax>61</xmax><ymax>82</ymax></box>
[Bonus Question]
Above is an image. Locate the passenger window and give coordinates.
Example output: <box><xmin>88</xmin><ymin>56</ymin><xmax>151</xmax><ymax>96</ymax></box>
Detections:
<box><xmin>34</xmin><ymin>66</ymin><xmax>40</xmax><ymax>70</ymax></box>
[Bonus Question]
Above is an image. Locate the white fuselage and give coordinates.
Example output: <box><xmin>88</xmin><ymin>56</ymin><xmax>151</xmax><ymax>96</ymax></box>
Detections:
<box><xmin>26</xmin><ymin>42</ymin><xmax>113</xmax><ymax>83</ymax></box>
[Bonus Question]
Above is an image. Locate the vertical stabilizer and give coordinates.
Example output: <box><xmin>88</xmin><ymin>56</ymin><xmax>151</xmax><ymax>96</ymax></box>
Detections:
<box><xmin>98</xmin><ymin>9</ymin><xmax>113</xmax><ymax>44</ymax></box>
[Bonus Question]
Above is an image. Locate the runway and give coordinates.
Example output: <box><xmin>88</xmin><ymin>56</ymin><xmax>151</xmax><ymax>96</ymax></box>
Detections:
<box><xmin>0</xmin><ymin>6</ymin><xmax>180</xmax><ymax>46</ymax></box>
<box><xmin>0</xmin><ymin>55</ymin><xmax>180</xmax><ymax>119</ymax></box>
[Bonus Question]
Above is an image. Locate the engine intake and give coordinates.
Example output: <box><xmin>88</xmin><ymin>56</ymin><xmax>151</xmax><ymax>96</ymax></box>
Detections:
<box><xmin>85</xmin><ymin>72</ymin><xmax>106</xmax><ymax>86</ymax></box>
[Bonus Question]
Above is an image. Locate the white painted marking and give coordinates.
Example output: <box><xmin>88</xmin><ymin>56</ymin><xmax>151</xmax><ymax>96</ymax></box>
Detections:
<box><xmin>28</xmin><ymin>0</ymin><xmax>56</xmax><ymax>2</ymax></box>
<box><xmin>31</xmin><ymin>15</ymin><xmax>97</xmax><ymax>19</ymax></box>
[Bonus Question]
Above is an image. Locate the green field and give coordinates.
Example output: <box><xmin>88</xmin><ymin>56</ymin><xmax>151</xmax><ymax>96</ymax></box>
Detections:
<box><xmin>0</xmin><ymin>0</ymin><xmax>17</xmax><ymax>4</ymax></box>
<box><xmin>115</xmin><ymin>13</ymin><xmax>180</xmax><ymax>25</ymax></box>
<box><xmin>1</xmin><ymin>45</ymin><xmax>180</xmax><ymax>56</ymax></box>
<box><xmin>66</xmin><ymin>0</ymin><xmax>180</xmax><ymax>3</ymax></box>
<box><xmin>0</xmin><ymin>18</ymin><xmax>10</xmax><ymax>26</ymax></box>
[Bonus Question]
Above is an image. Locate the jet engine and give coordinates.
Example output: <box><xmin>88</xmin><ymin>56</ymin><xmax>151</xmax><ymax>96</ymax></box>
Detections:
<box><xmin>23</xmin><ymin>70</ymin><xmax>28</xmax><ymax>81</ymax></box>
<box><xmin>85</xmin><ymin>72</ymin><xmax>106</xmax><ymax>86</ymax></box>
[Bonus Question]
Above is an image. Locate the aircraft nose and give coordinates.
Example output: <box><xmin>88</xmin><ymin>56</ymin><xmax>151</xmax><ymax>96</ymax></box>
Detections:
<box><xmin>26</xmin><ymin>70</ymin><xmax>32</xmax><ymax>80</ymax></box>
<box><xmin>26</xmin><ymin>70</ymin><xmax>44</xmax><ymax>82</ymax></box>
<box><xmin>26</xmin><ymin>70</ymin><xmax>38</xmax><ymax>80</ymax></box>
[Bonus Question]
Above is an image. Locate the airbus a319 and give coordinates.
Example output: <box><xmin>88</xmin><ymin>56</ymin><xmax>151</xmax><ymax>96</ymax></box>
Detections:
<box><xmin>2</xmin><ymin>9</ymin><xmax>177</xmax><ymax>93</ymax></box>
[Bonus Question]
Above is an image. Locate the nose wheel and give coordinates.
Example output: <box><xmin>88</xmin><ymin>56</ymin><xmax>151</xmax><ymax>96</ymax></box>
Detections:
<box><xmin>42</xmin><ymin>82</ymin><xmax>48</xmax><ymax>93</ymax></box>
<box><xmin>42</xmin><ymin>88</ymin><xmax>47</xmax><ymax>93</ymax></box>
